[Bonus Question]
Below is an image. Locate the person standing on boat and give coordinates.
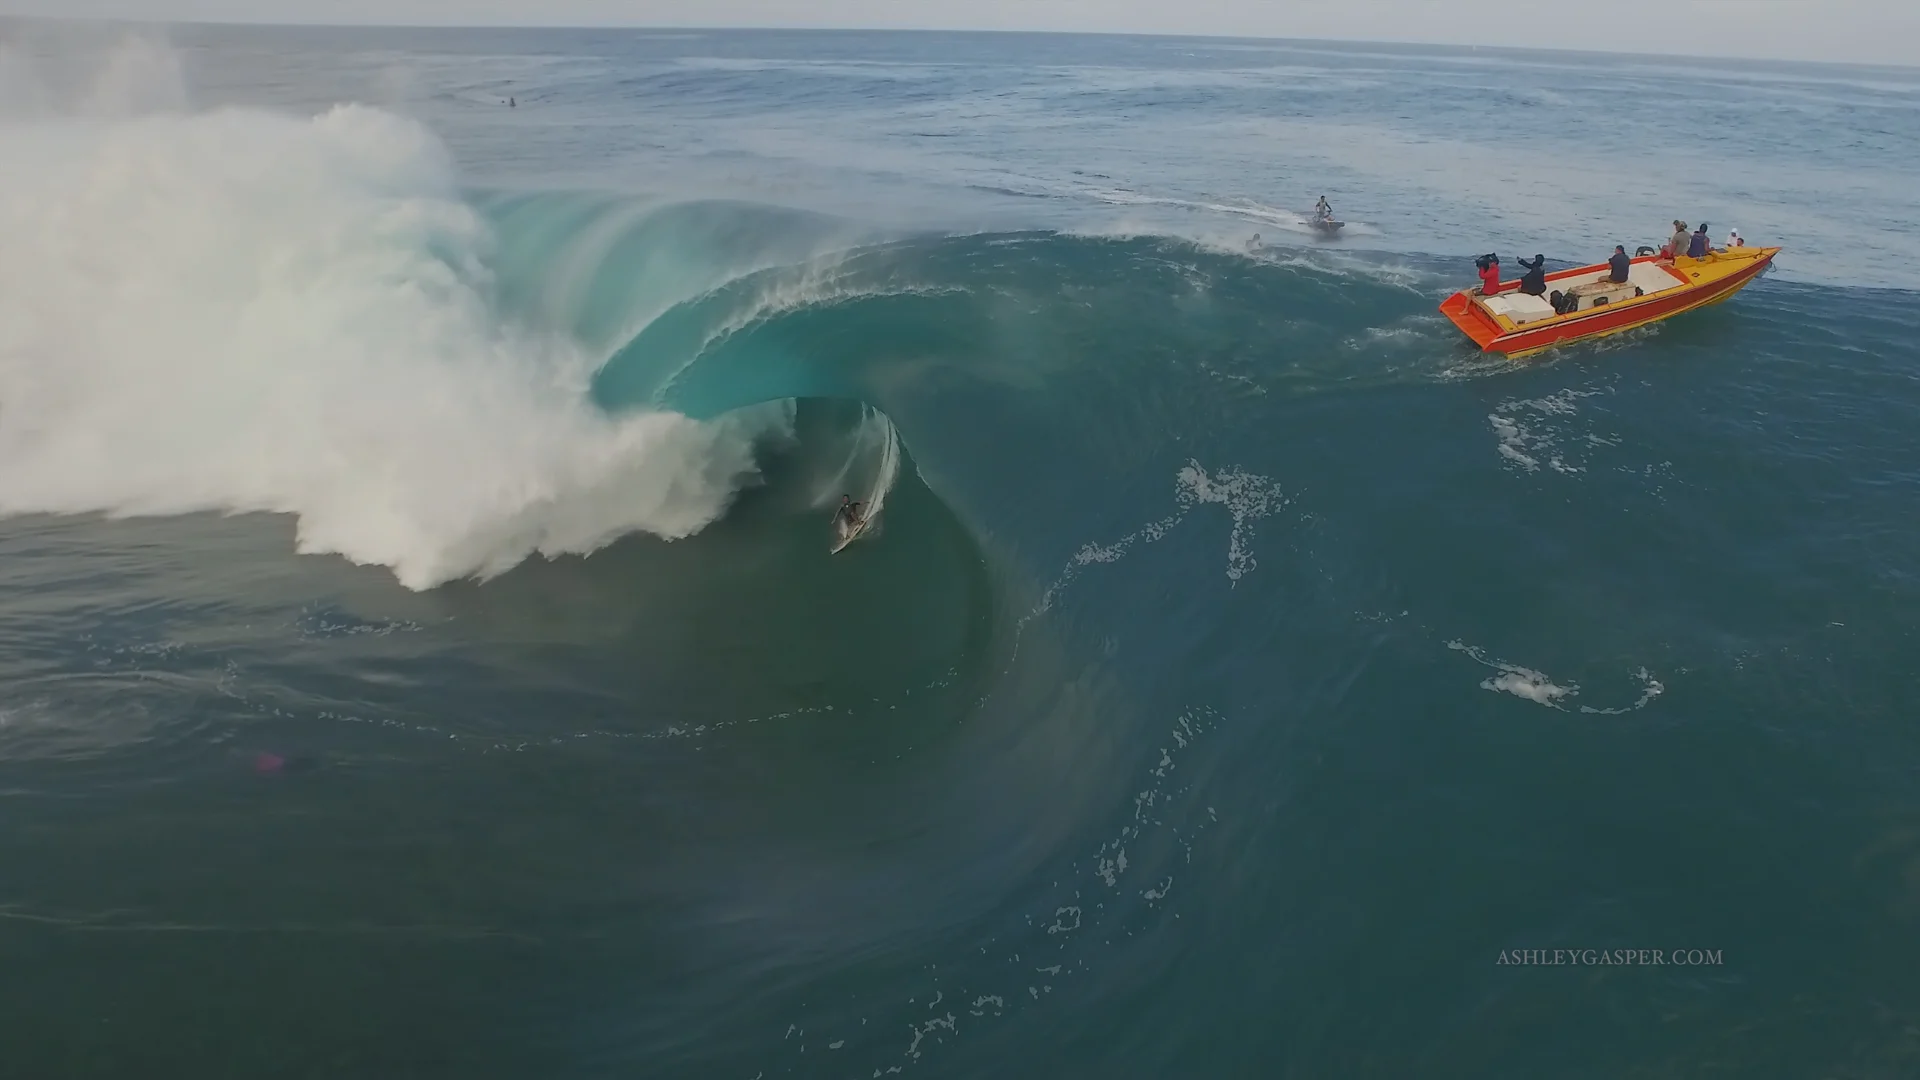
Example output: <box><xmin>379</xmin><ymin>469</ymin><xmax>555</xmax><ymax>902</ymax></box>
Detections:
<box><xmin>1688</xmin><ymin>223</ymin><xmax>1711</xmax><ymax>259</ymax></box>
<box><xmin>1609</xmin><ymin>245</ymin><xmax>1632</xmax><ymax>283</ymax></box>
<box><xmin>1518</xmin><ymin>254</ymin><xmax>1548</xmax><ymax>296</ymax></box>
<box><xmin>1668</xmin><ymin>220</ymin><xmax>1690</xmax><ymax>261</ymax></box>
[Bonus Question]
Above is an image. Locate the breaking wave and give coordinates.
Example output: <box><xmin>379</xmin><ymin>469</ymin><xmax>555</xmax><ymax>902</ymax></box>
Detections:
<box><xmin>0</xmin><ymin>36</ymin><xmax>1468</xmax><ymax>591</ymax></box>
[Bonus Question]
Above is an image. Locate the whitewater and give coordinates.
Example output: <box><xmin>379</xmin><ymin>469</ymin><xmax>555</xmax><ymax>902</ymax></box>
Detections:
<box><xmin>0</xmin><ymin>39</ymin><xmax>799</xmax><ymax>588</ymax></box>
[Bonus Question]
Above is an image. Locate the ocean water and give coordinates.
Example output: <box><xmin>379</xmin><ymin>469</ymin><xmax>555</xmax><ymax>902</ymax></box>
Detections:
<box><xmin>2</xmin><ymin>21</ymin><xmax>1919</xmax><ymax>1079</ymax></box>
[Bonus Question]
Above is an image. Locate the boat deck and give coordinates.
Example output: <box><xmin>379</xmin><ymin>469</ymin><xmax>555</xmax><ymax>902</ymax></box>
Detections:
<box><xmin>1481</xmin><ymin>261</ymin><xmax>1687</xmax><ymax>326</ymax></box>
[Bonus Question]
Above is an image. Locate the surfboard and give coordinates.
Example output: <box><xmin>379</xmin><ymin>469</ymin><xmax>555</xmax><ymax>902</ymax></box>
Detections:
<box><xmin>830</xmin><ymin>516</ymin><xmax>869</xmax><ymax>554</ymax></box>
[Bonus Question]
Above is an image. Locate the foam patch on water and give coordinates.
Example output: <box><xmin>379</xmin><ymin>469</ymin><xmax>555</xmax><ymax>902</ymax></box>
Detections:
<box><xmin>1173</xmin><ymin>461</ymin><xmax>1288</xmax><ymax>583</ymax></box>
<box><xmin>1447</xmin><ymin>641</ymin><xmax>1665</xmax><ymax>714</ymax></box>
<box><xmin>1488</xmin><ymin>386</ymin><xmax>1611</xmax><ymax>475</ymax></box>
<box><xmin>1580</xmin><ymin>667</ymin><xmax>1667</xmax><ymax>715</ymax></box>
<box><xmin>1447</xmin><ymin>641</ymin><xmax>1578</xmax><ymax>707</ymax></box>
<box><xmin>1023</xmin><ymin>460</ymin><xmax>1288</xmax><ymax>640</ymax></box>
<box><xmin>1350</xmin><ymin>319</ymin><xmax>1443</xmax><ymax>347</ymax></box>
<box><xmin>0</xmin><ymin>40</ymin><xmax>780</xmax><ymax>590</ymax></box>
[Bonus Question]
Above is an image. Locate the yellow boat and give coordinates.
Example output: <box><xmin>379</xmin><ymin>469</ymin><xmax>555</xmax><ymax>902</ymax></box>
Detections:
<box><xmin>1440</xmin><ymin>244</ymin><xmax>1780</xmax><ymax>359</ymax></box>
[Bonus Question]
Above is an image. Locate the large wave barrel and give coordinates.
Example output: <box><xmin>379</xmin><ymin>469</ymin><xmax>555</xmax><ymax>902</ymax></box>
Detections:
<box><xmin>0</xmin><ymin>36</ymin><xmax>1452</xmax><ymax>594</ymax></box>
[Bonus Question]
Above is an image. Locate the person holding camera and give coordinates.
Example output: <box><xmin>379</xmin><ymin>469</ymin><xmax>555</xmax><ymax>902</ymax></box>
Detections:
<box><xmin>1475</xmin><ymin>253</ymin><xmax>1502</xmax><ymax>295</ymax></box>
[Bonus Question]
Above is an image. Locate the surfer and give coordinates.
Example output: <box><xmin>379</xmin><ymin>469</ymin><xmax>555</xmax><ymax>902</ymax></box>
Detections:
<box><xmin>837</xmin><ymin>495</ymin><xmax>864</xmax><ymax>532</ymax></box>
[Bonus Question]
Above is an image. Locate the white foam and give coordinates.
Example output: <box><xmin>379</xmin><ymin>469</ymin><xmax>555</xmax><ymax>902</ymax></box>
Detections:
<box><xmin>0</xmin><ymin>41</ymin><xmax>779</xmax><ymax>589</ymax></box>
<box><xmin>1488</xmin><ymin>386</ymin><xmax>1611</xmax><ymax>475</ymax></box>
<box><xmin>1577</xmin><ymin>668</ymin><xmax>1666</xmax><ymax>715</ymax></box>
<box><xmin>1447</xmin><ymin>641</ymin><xmax>1579</xmax><ymax>708</ymax></box>
<box><xmin>1021</xmin><ymin>460</ymin><xmax>1287</xmax><ymax>640</ymax></box>
<box><xmin>1447</xmin><ymin>641</ymin><xmax>1665</xmax><ymax>714</ymax></box>
<box><xmin>1484</xmin><ymin>667</ymin><xmax>1577</xmax><ymax>705</ymax></box>
<box><xmin>1173</xmin><ymin>461</ymin><xmax>1288</xmax><ymax>584</ymax></box>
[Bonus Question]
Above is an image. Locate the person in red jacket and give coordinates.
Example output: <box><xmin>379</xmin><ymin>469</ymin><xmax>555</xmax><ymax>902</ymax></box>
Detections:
<box><xmin>1476</xmin><ymin>254</ymin><xmax>1502</xmax><ymax>295</ymax></box>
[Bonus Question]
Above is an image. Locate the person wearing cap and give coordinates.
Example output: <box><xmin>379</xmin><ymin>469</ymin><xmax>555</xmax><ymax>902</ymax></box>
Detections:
<box><xmin>1726</xmin><ymin>228</ymin><xmax>1744</xmax><ymax>249</ymax></box>
<box><xmin>1668</xmin><ymin>220</ymin><xmax>1689</xmax><ymax>262</ymax></box>
<box><xmin>1688</xmin><ymin>223</ymin><xmax>1711</xmax><ymax>259</ymax></box>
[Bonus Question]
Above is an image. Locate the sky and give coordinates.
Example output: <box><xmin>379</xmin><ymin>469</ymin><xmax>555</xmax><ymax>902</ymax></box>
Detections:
<box><xmin>1</xmin><ymin>0</ymin><xmax>1916</xmax><ymax>68</ymax></box>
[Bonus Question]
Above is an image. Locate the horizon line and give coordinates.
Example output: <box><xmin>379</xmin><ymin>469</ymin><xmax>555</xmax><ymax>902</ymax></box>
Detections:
<box><xmin>4</xmin><ymin>15</ymin><xmax>1916</xmax><ymax>73</ymax></box>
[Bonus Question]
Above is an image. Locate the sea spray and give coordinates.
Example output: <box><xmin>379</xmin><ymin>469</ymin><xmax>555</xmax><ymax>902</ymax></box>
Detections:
<box><xmin>0</xmin><ymin>50</ymin><xmax>784</xmax><ymax>589</ymax></box>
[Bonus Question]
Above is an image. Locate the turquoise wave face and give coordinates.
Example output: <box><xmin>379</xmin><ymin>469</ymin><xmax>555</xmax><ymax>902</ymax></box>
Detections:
<box><xmin>585</xmin><ymin>226</ymin><xmax>1449</xmax><ymax>422</ymax></box>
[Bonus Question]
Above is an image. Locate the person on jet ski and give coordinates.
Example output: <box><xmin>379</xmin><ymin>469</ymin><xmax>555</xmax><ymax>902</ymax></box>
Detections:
<box><xmin>1315</xmin><ymin>195</ymin><xmax>1333</xmax><ymax>222</ymax></box>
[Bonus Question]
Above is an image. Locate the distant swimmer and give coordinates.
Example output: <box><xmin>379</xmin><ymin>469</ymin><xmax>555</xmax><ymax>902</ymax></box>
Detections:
<box><xmin>1246</xmin><ymin>232</ymin><xmax>1263</xmax><ymax>251</ymax></box>
<box><xmin>508</xmin><ymin>96</ymin><xmax>516</xmax><ymax>107</ymax></box>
